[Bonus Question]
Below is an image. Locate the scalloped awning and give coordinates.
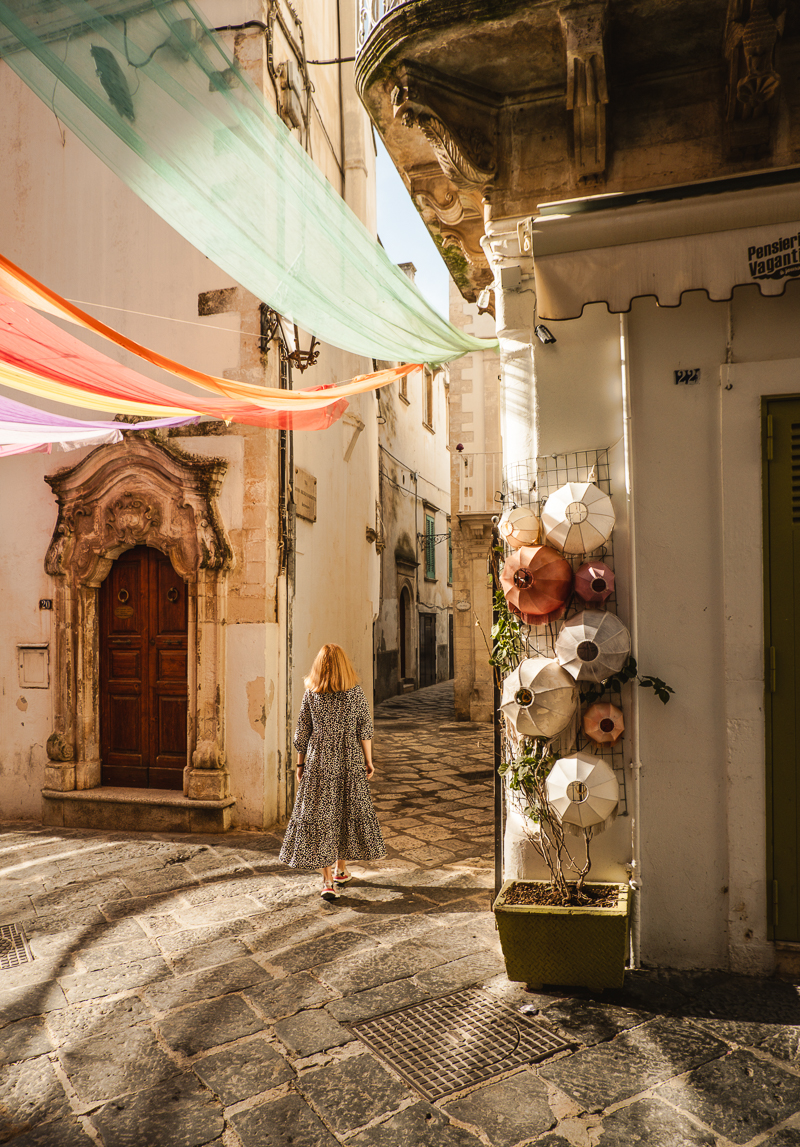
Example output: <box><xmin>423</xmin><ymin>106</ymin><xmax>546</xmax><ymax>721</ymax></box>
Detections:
<box><xmin>532</xmin><ymin>180</ymin><xmax>800</xmax><ymax>321</ymax></box>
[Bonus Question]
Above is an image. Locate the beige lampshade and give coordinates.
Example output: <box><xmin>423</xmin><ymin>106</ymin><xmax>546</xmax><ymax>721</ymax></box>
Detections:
<box><xmin>555</xmin><ymin>610</ymin><xmax>631</xmax><ymax>682</ymax></box>
<box><xmin>500</xmin><ymin>545</ymin><xmax>573</xmax><ymax>625</ymax></box>
<box><xmin>583</xmin><ymin>702</ymin><xmax>625</xmax><ymax>746</ymax></box>
<box><xmin>545</xmin><ymin>751</ymin><xmax>619</xmax><ymax>833</ymax></box>
<box><xmin>501</xmin><ymin>657</ymin><xmax>579</xmax><ymax>738</ymax></box>
<box><xmin>542</xmin><ymin>482</ymin><xmax>615</xmax><ymax>555</ymax></box>
<box><xmin>499</xmin><ymin>506</ymin><xmax>540</xmax><ymax>550</ymax></box>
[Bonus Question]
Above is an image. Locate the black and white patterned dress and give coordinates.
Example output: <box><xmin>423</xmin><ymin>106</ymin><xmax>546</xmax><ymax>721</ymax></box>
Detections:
<box><xmin>278</xmin><ymin>685</ymin><xmax>386</xmax><ymax>869</ymax></box>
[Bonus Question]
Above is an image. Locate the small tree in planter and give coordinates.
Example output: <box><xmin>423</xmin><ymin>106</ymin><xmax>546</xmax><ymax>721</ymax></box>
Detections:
<box><xmin>488</xmin><ymin>575</ymin><xmax>673</xmax><ymax>989</ymax></box>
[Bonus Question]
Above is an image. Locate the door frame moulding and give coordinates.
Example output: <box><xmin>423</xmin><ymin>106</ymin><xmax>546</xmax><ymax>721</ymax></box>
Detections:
<box><xmin>719</xmin><ymin>360</ymin><xmax>800</xmax><ymax>976</ymax></box>
<box><xmin>43</xmin><ymin>435</ymin><xmax>234</xmax><ymax>801</ymax></box>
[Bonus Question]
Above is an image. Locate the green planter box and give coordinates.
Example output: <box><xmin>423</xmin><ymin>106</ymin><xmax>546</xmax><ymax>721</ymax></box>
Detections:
<box><xmin>492</xmin><ymin>880</ymin><xmax>632</xmax><ymax>991</ymax></box>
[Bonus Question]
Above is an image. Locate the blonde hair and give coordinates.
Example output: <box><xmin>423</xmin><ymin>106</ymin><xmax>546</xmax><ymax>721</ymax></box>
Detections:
<box><xmin>305</xmin><ymin>644</ymin><xmax>360</xmax><ymax>694</ymax></box>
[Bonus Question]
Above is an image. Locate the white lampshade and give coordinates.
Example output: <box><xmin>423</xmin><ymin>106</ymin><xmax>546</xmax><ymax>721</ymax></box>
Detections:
<box><xmin>542</xmin><ymin>482</ymin><xmax>615</xmax><ymax>555</ymax></box>
<box><xmin>555</xmin><ymin>610</ymin><xmax>631</xmax><ymax>682</ymax></box>
<box><xmin>545</xmin><ymin>750</ymin><xmax>619</xmax><ymax>832</ymax></box>
<box><xmin>498</xmin><ymin>506</ymin><xmax>540</xmax><ymax>550</ymax></box>
<box><xmin>501</xmin><ymin>657</ymin><xmax>578</xmax><ymax>738</ymax></box>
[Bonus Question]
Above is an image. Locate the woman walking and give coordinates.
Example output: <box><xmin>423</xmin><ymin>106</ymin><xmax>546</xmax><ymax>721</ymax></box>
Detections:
<box><xmin>279</xmin><ymin>643</ymin><xmax>386</xmax><ymax>900</ymax></box>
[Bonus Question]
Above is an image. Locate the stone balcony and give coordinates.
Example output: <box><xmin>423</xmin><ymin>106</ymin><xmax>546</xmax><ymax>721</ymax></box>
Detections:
<box><xmin>356</xmin><ymin>0</ymin><xmax>800</xmax><ymax>303</ymax></box>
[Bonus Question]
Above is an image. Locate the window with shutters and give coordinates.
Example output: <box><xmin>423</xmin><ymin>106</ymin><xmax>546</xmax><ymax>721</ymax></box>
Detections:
<box><xmin>424</xmin><ymin>512</ymin><xmax>436</xmax><ymax>579</ymax></box>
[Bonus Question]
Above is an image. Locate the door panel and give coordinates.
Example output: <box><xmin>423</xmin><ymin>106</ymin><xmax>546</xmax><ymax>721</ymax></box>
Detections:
<box><xmin>100</xmin><ymin>546</ymin><xmax>188</xmax><ymax>790</ymax></box>
<box><xmin>764</xmin><ymin>397</ymin><xmax>800</xmax><ymax>941</ymax></box>
<box><xmin>419</xmin><ymin>613</ymin><xmax>436</xmax><ymax>689</ymax></box>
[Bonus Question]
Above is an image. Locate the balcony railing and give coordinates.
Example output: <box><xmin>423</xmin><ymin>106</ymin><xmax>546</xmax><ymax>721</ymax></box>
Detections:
<box><xmin>455</xmin><ymin>452</ymin><xmax>503</xmax><ymax>515</ymax></box>
<box><xmin>358</xmin><ymin>0</ymin><xmax>410</xmax><ymax>48</ymax></box>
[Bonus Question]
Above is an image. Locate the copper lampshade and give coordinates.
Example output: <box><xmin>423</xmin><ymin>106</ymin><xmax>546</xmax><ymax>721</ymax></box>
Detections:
<box><xmin>498</xmin><ymin>506</ymin><xmax>540</xmax><ymax>550</ymax></box>
<box><xmin>583</xmin><ymin>702</ymin><xmax>625</xmax><ymax>746</ymax></box>
<box><xmin>575</xmin><ymin>560</ymin><xmax>615</xmax><ymax>605</ymax></box>
<box><xmin>500</xmin><ymin>545</ymin><xmax>573</xmax><ymax>625</ymax></box>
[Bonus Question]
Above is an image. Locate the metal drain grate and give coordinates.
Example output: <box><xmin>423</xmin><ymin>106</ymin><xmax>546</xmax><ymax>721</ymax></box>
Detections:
<box><xmin>0</xmin><ymin>923</ymin><xmax>33</xmax><ymax>970</ymax></box>
<box><xmin>351</xmin><ymin>988</ymin><xmax>572</xmax><ymax>1101</ymax></box>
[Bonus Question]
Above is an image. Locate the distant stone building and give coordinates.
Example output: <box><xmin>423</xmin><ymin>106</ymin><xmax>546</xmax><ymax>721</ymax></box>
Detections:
<box><xmin>372</xmin><ymin>265</ymin><xmax>453</xmax><ymax>703</ymax></box>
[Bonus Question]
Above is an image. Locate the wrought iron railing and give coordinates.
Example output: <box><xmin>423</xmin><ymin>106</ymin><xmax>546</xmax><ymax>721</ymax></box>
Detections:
<box><xmin>358</xmin><ymin>0</ymin><xmax>410</xmax><ymax>48</ymax></box>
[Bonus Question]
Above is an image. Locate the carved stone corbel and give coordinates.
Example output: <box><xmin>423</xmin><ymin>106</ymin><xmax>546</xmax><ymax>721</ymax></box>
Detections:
<box><xmin>391</xmin><ymin>72</ymin><xmax>496</xmax><ymax>190</ymax></box>
<box><xmin>724</xmin><ymin>0</ymin><xmax>786</xmax><ymax>155</ymax></box>
<box><xmin>558</xmin><ymin>1</ymin><xmax>609</xmax><ymax>176</ymax></box>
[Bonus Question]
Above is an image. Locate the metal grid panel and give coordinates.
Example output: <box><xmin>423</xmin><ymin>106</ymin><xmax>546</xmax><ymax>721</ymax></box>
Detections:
<box><xmin>502</xmin><ymin>449</ymin><xmax>628</xmax><ymax>815</ymax></box>
<box><xmin>0</xmin><ymin>923</ymin><xmax>33</xmax><ymax>971</ymax></box>
<box><xmin>351</xmin><ymin>988</ymin><xmax>571</xmax><ymax>1101</ymax></box>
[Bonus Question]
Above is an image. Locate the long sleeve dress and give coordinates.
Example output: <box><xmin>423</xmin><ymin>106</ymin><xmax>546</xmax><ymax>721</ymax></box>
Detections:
<box><xmin>278</xmin><ymin>684</ymin><xmax>386</xmax><ymax>869</ymax></box>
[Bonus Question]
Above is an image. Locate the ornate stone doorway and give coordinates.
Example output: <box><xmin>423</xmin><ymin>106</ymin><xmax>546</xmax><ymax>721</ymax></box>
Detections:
<box><xmin>99</xmin><ymin>545</ymin><xmax>189</xmax><ymax>790</ymax></box>
<box><xmin>43</xmin><ymin>436</ymin><xmax>234</xmax><ymax>804</ymax></box>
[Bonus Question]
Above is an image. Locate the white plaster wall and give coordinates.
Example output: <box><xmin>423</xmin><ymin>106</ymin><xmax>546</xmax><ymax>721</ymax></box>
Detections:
<box><xmin>626</xmin><ymin>291</ymin><xmax>730</xmax><ymax>969</ymax></box>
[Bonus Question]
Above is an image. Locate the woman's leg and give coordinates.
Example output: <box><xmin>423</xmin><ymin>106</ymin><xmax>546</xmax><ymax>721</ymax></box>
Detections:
<box><xmin>321</xmin><ymin>864</ymin><xmax>334</xmax><ymax>884</ymax></box>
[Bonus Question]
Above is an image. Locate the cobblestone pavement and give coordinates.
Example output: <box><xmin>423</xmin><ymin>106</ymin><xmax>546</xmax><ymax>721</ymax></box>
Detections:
<box><xmin>1</xmin><ymin>682</ymin><xmax>799</xmax><ymax>1147</ymax></box>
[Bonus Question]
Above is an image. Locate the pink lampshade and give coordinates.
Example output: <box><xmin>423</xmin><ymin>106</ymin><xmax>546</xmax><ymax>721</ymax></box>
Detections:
<box><xmin>500</xmin><ymin>545</ymin><xmax>573</xmax><ymax>625</ymax></box>
<box><xmin>583</xmin><ymin>702</ymin><xmax>625</xmax><ymax>746</ymax></box>
<box><xmin>575</xmin><ymin>560</ymin><xmax>615</xmax><ymax>604</ymax></box>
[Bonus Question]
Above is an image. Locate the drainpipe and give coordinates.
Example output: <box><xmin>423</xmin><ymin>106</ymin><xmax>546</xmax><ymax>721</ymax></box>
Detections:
<box><xmin>620</xmin><ymin>312</ymin><xmax>642</xmax><ymax>968</ymax></box>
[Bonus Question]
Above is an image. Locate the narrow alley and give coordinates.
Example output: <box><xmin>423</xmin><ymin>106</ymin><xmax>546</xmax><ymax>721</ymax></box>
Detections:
<box><xmin>1</xmin><ymin>685</ymin><xmax>800</xmax><ymax>1147</ymax></box>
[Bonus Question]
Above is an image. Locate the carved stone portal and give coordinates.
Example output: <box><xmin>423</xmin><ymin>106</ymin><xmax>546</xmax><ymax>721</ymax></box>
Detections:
<box><xmin>43</xmin><ymin>435</ymin><xmax>234</xmax><ymax>801</ymax></box>
<box><xmin>559</xmin><ymin>1</ymin><xmax>609</xmax><ymax>176</ymax></box>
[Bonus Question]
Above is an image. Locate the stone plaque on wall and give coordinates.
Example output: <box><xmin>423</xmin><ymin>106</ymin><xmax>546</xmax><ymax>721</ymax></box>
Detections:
<box><xmin>294</xmin><ymin>467</ymin><xmax>317</xmax><ymax>522</ymax></box>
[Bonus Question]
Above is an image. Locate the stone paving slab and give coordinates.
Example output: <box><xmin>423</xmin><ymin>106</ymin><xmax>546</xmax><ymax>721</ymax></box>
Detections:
<box><xmin>1</xmin><ymin>682</ymin><xmax>800</xmax><ymax>1147</ymax></box>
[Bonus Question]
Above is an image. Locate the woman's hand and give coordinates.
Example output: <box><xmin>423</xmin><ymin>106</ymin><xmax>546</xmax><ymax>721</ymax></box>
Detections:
<box><xmin>296</xmin><ymin>761</ymin><xmax>305</xmax><ymax>783</ymax></box>
<box><xmin>365</xmin><ymin>762</ymin><xmax>374</xmax><ymax>780</ymax></box>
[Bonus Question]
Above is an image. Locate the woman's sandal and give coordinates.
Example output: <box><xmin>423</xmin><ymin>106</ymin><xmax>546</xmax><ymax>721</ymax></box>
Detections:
<box><xmin>333</xmin><ymin>869</ymin><xmax>352</xmax><ymax>884</ymax></box>
<box><xmin>320</xmin><ymin>883</ymin><xmax>338</xmax><ymax>901</ymax></box>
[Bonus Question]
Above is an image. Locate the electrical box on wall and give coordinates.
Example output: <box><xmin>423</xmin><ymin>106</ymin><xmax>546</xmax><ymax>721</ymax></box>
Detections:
<box><xmin>17</xmin><ymin>643</ymin><xmax>49</xmax><ymax>689</ymax></box>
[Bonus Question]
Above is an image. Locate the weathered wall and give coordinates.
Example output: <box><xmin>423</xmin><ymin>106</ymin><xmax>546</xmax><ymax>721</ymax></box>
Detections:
<box><xmin>0</xmin><ymin>0</ymin><xmax>381</xmax><ymax>829</ymax></box>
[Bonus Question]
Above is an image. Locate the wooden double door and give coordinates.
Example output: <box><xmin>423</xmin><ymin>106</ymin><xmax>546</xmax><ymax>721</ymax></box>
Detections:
<box><xmin>100</xmin><ymin>546</ymin><xmax>188</xmax><ymax>789</ymax></box>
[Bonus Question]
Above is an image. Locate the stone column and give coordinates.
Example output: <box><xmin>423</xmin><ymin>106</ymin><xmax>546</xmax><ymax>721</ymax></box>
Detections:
<box><xmin>452</xmin><ymin>512</ymin><xmax>495</xmax><ymax>723</ymax></box>
<box><xmin>186</xmin><ymin>568</ymin><xmax>231</xmax><ymax>801</ymax></box>
<box><xmin>481</xmin><ymin>216</ymin><xmax>538</xmax><ymax>468</ymax></box>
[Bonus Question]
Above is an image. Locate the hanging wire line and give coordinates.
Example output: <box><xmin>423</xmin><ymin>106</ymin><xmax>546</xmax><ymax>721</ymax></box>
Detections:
<box><xmin>0</xmin><ymin>0</ymin><xmax>497</xmax><ymax>365</ymax></box>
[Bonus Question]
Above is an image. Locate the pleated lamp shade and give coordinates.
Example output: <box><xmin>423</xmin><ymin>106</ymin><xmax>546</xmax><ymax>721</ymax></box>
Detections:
<box><xmin>545</xmin><ymin>751</ymin><xmax>619</xmax><ymax>833</ymax></box>
<box><xmin>583</xmin><ymin>702</ymin><xmax>625</xmax><ymax>746</ymax></box>
<box><xmin>500</xmin><ymin>545</ymin><xmax>573</xmax><ymax>626</ymax></box>
<box><xmin>555</xmin><ymin>610</ymin><xmax>631</xmax><ymax>682</ymax></box>
<box><xmin>500</xmin><ymin>657</ymin><xmax>579</xmax><ymax>738</ymax></box>
<box><xmin>575</xmin><ymin>560</ymin><xmax>615</xmax><ymax>605</ymax></box>
<box><xmin>542</xmin><ymin>482</ymin><xmax>615</xmax><ymax>555</ymax></box>
<box><xmin>498</xmin><ymin>506</ymin><xmax>540</xmax><ymax>550</ymax></box>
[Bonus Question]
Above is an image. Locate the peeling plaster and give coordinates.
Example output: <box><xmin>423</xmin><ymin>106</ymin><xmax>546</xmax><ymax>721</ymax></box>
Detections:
<box><xmin>246</xmin><ymin>676</ymin><xmax>273</xmax><ymax>738</ymax></box>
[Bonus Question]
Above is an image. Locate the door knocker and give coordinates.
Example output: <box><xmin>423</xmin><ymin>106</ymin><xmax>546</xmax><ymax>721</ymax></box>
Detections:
<box><xmin>117</xmin><ymin>589</ymin><xmax>129</xmax><ymax>604</ymax></box>
<box><xmin>167</xmin><ymin>587</ymin><xmax>179</xmax><ymax>603</ymax></box>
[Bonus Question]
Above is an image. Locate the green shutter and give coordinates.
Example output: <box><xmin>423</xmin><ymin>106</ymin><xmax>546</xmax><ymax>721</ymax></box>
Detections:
<box><xmin>425</xmin><ymin>513</ymin><xmax>436</xmax><ymax>579</ymax></box>
<box><xmin>764</xmin><ymin>397</ymin><xmax>800</xmax><ymax>941</ymax></box>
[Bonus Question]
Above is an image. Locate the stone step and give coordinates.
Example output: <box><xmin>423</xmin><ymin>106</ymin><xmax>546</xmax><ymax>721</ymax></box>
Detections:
<box><xmin>41</xmin><ymin>786</ymin><xmax>235</xmax><ymax>834</ymax></box>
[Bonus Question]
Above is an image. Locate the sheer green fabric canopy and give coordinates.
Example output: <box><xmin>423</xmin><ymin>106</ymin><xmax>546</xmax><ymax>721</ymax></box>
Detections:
<box><xmin>0</xmin><ymin>0</ymin><xmax>496</xmax><ymax>364</ymax></box>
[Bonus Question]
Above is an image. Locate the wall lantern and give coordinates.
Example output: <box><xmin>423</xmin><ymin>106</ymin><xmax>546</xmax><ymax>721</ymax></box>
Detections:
<box><xmin>498</xmin><ymin>505</ymin><xmax>540</xmax><ymax>550</ymax></box>
<box><xmin>583</xmin><ymin>701</ymin><xmax>625</xmax><ymax>746</ymax></box>
<box><xmin>575</xmin><ymin>559</ymin><xmax>615</xmax><ymax>604</ymax></box>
